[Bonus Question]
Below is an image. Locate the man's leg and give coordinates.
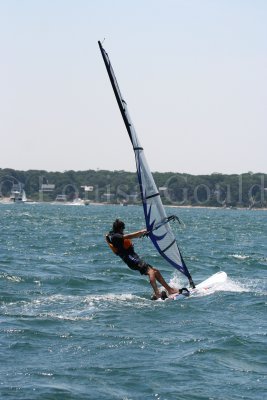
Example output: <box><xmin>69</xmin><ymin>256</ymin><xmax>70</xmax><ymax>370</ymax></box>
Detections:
<box><xmin>147</xmin><ymin>267</ymin><xmax>178</xmax><ymax>295</ymax></box>
<box><xmin>147</xmin><ymin>268</ymin><xmax>161</xmax><ymax>298</ymax></box>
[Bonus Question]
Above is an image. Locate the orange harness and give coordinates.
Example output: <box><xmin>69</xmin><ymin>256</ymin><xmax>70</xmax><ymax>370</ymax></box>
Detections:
<box><xmin>105</xmin><ymin>234</ymin><xmax>118</xmax><ymax>255</ymax></box>
<box><xmin>105</xmin><ymin>234</ymin><xmax>133</xmax><ymax>255</ymax></box>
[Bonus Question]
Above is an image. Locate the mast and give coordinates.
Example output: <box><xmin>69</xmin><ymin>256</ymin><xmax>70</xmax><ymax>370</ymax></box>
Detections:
<box><xmin>98</xmin><ymin>41</ymin><xmax>133</xmax><ymax>146</ymax></box>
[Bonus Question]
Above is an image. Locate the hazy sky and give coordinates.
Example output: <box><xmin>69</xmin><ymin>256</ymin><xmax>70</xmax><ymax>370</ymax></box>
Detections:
<box><xmin>0</xmin><ymin>0</ymin><xmax>266</xmax><ymax>174</ymax></box>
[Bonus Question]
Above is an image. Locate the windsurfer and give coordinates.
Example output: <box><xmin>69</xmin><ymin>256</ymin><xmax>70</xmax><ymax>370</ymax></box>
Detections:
<box><xmin>106</xmin><ymin>219</ymin><xmax>178</xmax><ymax>299</ymax></box>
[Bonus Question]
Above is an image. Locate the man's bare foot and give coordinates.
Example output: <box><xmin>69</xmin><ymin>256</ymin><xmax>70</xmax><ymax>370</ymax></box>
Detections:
<box><xmin>168</xmin><ymin>288</ymin><xmax>179</xmax><ymax>295</ymax></box>
<box><xmin>151</xmin><ymin>292</ymin><xmax>161</xmax><ymax>300</ymax></box>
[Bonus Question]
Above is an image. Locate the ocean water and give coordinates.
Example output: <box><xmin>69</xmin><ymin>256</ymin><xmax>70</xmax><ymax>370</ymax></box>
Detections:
<box><xmin>0</xmin><ymin>203</ymin><xmax>266</xmax><ymax>400</ymax></box>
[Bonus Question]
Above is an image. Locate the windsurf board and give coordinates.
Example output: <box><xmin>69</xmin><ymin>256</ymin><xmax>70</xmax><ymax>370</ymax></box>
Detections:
<box><xmin>164</xmin><ymin>271</ymin><xmax>227</xmax><ymax>301</ymax></box>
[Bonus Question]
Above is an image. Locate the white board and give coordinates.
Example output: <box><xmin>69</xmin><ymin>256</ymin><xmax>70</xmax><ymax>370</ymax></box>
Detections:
<box><xmin>166</xmin><ymin>271</ymin><xmax>228</xmax><ymax>301</ymax></box>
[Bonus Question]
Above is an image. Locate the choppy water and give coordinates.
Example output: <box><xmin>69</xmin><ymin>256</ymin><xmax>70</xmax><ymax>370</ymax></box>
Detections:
<box><xmin>0</xmin><ymin>203</ymin><xmax>266</xmax><ymax>400</ymax></box>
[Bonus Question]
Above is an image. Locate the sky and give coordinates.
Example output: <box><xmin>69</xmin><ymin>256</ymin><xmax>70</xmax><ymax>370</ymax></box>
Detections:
<box><xmin>0</xmin><ymin>0</ymin><xmax>266</xmax><ymax>175</ymax></box>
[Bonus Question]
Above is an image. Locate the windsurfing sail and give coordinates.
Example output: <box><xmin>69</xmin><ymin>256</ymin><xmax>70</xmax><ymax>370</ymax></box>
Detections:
<box><xmin>98</xmin><ymin>41</ymin><xmax>195</xmax><ymax>287</ymax></box>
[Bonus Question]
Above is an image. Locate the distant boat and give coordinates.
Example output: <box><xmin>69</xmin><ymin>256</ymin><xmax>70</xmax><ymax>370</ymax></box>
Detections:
<box><xmin>68</xmin><ymin>198</ymin><xmax>85</xmax><ymax>206</ymax></box>
<box><xmin>10</xmin><ymin>183</ymin><xmax>27</xmax><ymax>203</ymax></box>
<box><xmin>55</xmin><ymin>194</ymin><xmax>67</xmax><ymax>202</ymax></box>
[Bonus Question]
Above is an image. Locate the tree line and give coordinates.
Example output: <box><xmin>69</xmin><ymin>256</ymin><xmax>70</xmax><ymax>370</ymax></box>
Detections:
<box><xmin>0</xmin><ymin>168</ymin><xmax>266</xmax><ymax>208</ymax></box>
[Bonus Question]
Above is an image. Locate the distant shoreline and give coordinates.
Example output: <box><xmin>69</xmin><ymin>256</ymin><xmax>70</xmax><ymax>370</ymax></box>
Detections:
<box><xmin>1</xmin><ymin>198</ymin><xmax>266</xmax><ymax>211</ymax></box>
<box><xmin>1</xmin><ymin>168</ymin><xmax>266</xmax><ymax>209</ymax></box>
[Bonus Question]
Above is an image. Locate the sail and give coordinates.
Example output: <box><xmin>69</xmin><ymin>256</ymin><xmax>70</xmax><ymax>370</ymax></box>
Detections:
<box><xmin>98</xmin><ymin>41</ymin><xmax>194</xmax><ymax>286</ymax></box>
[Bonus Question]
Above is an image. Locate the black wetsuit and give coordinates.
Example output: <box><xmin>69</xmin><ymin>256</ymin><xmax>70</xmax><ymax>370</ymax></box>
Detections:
<box><xmin>110</xmin><ymin>233</ymin><xmax>150</xmax><ymax>275</ymax></box>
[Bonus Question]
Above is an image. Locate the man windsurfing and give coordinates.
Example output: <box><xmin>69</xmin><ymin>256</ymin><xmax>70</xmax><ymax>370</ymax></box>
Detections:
<box><xmin>106</xmin><ymin>219</ymin><xmax>180</xmax><ymax>299</ymax></box>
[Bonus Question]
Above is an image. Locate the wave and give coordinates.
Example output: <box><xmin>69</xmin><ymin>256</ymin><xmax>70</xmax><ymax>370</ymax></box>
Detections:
<box><xmin>230</xmin><ymin>254</ymin><xmax>250</xmax><ymax>260</ymax></box>
<box><xmin>0</xmin><ymin>292</ymin><xmax>148</xmax><ymax>323</ymax></box>
<box><xmin>84</xmin><ymin>293</ymin><xmax>140</xmax><ymax>303</ymax></box>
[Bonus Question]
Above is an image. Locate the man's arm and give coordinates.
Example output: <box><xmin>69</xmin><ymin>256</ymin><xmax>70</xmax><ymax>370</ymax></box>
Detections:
<box><xmin>123</xmin><ymin>228</ymin><xmax>147</xmax><ymax>239</ymax></box>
